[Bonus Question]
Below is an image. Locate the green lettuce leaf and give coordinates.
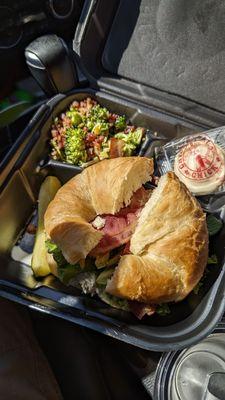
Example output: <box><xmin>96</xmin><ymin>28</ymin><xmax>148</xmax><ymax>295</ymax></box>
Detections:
<box><xmin>207</xmin><ymin>254</ymin><xmax>218</xmax><ymax>264</ymax></box>
<box><xmin>58</xmin><ymin>264</ymin><xmax>81</xmax><ymax>285</ymax></box>
<box><xmin>96</xmin><ymin>268</ymin><xmax>115</xmax><ymax>285</ymax></box>
<box><xmin>193</xmin><ymin>281</ymin><xmax>204</xmax><ymax>294</ymax></box>
<box><xmin>97</xmin><ymin>287</ymin><xmax>130</xmax><ymax>311</ymax></box>
<box><xmin>207</xmin><ymin>215</ymin><xmax>223</xmax><ymax>236</ymax></box>
<box><xmin>45</xmin><ymin>239</ymin><xmax>66</xmax><ymax>267</ymax></box>
<box><xmin>45</xmin><ymin>239</ymin><xmax>57</xmax><ymax>253</ymax></box>
<box><xmin>88</xmin><ymin>105</ymin><xmax>109</xmax><ymax>121</ymax></box>
<box><xmin>45</xmin><ymin>239</ymin><xmax>81</xmax><ymax>283</ymax></box>
<box><xmin>156</xmin><ymin>303</ymin><xmax>171</xmax><ymax>316</ymax></box>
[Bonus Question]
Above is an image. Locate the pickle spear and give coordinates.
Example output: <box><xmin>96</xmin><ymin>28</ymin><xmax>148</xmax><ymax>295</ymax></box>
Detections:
<box><xmin>31</xmin><ymin>176</ymin><xmax>61</xmax><ymax>277</ymax></box>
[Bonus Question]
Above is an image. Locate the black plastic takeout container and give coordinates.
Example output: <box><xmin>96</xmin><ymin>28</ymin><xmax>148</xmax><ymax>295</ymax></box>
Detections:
<box><xmin>1</xmin><ymin>0</ymin><xmax>225</xmax><ymax>351</ymax></box>
<box><xmin>1</xmin><ymin>89</ymin><xmax>225</xmax><ymax>352</ymax></box>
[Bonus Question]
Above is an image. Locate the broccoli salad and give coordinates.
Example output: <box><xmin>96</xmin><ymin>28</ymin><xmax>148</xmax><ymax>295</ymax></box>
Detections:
<box><xmin>50</xmin><ymin>97</ymin><xmax>145</xmax><ymax>166</ymax></box>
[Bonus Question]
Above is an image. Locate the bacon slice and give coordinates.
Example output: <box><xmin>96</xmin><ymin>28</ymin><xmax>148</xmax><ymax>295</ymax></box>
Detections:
<box><xmin>109</xmin><ymin>138</ymin><xmax>125</xmax><ymax>158</ymax></box>
<box><xmin>117</xmin><ymin>187</ymin><xmax>151</xmax><ymax>215</ymax></box>
<box><xmin>90</xmin><ymin>187</ymin><xmax>151</xmax><ymax>256</ymax></box>
<box><xmin>90</xmin><ymin>216</ymin><xmax>137</xmax><ymax>256</ymax></box>
<box><xmin>129</xmin><ymin>301</ymin><xmax>156</xmax><ymax>319</ymax></box>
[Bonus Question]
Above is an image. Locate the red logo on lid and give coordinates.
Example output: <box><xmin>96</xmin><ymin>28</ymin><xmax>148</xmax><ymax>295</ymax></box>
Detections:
<box><xmin>177</xmin><ymin>140</ymin><xmax>223</xmax><ymax>180</ymax></box>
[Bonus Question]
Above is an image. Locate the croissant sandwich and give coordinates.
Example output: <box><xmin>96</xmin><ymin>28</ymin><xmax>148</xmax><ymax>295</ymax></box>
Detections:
<box><xmin>44</xmin><ymin>157</ymin><xmax>208</xmax><ymax>317</ymax></box>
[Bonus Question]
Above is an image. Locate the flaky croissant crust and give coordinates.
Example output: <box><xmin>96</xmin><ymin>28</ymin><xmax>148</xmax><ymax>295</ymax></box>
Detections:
<box><xmin>44</xmin><ymin>157</ymin><xmax>154</xmax><ymax>264</ymax></box>
<box><xmin>107</xmin><ymin>172</ymin><xmax>208</xmax><ymax>303</ymax></box>
<box><xmin>44</xmin><ymin>158</ymin><xmax>208</xmax><ymax>304</ymax></box>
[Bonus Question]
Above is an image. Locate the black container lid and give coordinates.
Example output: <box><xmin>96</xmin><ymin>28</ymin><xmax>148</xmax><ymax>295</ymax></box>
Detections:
<box><xmin>154</xmin><ymin>320</ymin><xmax>225</xmax><ymax>400</ymax></box>
<box><xmin>73</xmin><ymin>0</ymin><xmax>225</xmax><ymax>127</ymax></box>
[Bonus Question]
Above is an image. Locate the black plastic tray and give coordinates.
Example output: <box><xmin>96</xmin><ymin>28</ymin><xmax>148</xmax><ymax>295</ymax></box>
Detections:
<box><xmin>0</xmin><ymin>90</ymin><xmax>225</xmax><ymax>351</ymax></box>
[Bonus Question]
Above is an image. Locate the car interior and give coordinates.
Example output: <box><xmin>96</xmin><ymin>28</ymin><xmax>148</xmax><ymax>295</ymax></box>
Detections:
<box><xmin>1</xmin><ymin>1</ymin><xmax>225</xmax><ymax>399</ymax></box>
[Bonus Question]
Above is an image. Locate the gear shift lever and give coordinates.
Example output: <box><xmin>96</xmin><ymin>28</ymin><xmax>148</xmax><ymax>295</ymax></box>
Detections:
<box><xmin>25</xmin><ymin>34</ymin><xmax>78</xmax><ymax>97</ymax></box>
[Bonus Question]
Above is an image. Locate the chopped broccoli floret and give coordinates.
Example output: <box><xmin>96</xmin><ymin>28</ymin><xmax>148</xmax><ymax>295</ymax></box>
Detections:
<box><xmin>92</xmin><ymin>122</ymin><xmax>109</xmax><ymax>135</ymax></box>
<box><xmin>89</xmin><ymin>105</ymin><xmax>109</xmax><ymax>121</ymax></box>
<box><xmin>65</xmin><ymin>128</ymin><xmax>87</xmax><ymax>165</ymax></box>
<box><xmin>86</xmin><ymin>120</ymin><xmax>95</xmax><ymax>131</ymax></box>
<box><xmin>115</xmin><ymin>128</ymin><xmax>144</xmax><ymax>156</ymax></box>
<box><xmin>115</xmin><ymin>115</ymin><xmax>126</xmax><ymax>131</ymax></box>
<box><xmin>123</xmin><ymin>143</ymin><xmax>136</xmax><ymax>156</ymax></box>
<box><xmin>115</xmin><ymin>128</ymin><xmax>144</xmax><ymax>145</ymax></box>
<box><xmin>99</xmin><ymin>147</ymin><xmax>110</xmax><ymax>160</ymax></box>
<box><xmin>66</xmin><ymin>111</ymin><xmax>83</xmax><ymax>127</ymax></box>
<box><xmin>84</xmin><ymin>105</ymin><xmax>110</xmax><ymax>133</ymax></box>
